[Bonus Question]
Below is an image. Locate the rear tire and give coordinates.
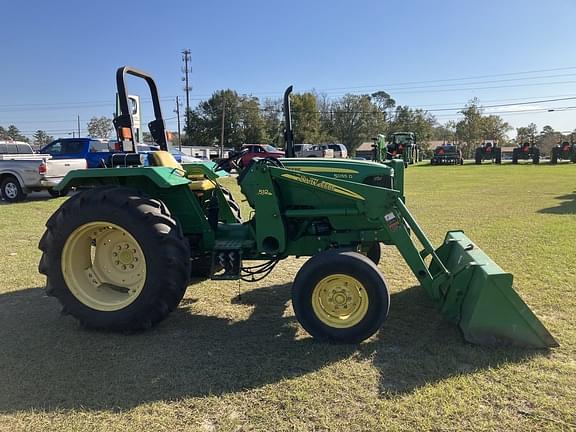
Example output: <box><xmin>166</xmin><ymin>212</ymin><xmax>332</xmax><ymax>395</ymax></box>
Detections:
<box><xmin>495</xmin><ymin>148</ymin><xmax>502</xmax><ymax>164</ymax></box>
<box><xmin>292</xmin><ymin>250</ymin><xmax>389</xmax><ymax>343</ymax></box>
<box><xmin>512</xmin><ymin>149</ymin><xmax>518</xmax><ymax>164</ymax></box>
<box><xmin>1</xmin><ymin>176</ymin><xmax>27</xmax><ymax>202</ymax></box>
<box><xmin>38</xmin><ymin>186</ymin><xmax>191</xmax><ymax>331</ymax></box>
<box><xmin>475</xmin><ymin>149</ymin><xmax>482</xmax><ymax>165</ymax></box>
<box><xmin>550</xmin><ymin>148</ymin><xmax>558</xmax><ymax>164</ymax></box>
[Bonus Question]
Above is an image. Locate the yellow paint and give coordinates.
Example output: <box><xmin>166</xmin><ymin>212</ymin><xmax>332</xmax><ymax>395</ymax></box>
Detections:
<box><xmin>61</xmin><ymin>222</ymin><xmax>147</xmax><ymax>311</ymax></box>
<box><xmin>280</xmin><ymin>173</ymin><xmax>365</xmax><ymax>201</ymax></box>
<box><xmin>288</xmin><ymin>166</ymin><xmax>358</xmax><ymax>174</ymax></box>
<box><xmin>312</xmin><ymin>274</ymin><xmax>369</xmax><ymax>328</ymax></box>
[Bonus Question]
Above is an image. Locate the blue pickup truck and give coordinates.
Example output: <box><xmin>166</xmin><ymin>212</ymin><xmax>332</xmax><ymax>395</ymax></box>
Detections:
<box><xmin>40</xmin><ymin>138</ymin><xmax>117</xmax><ymax>168</ymax></box>
<box><xmin>40</xmin><ymin>138</ymin><xmax>198</xmax><ymax>168</ymax></box>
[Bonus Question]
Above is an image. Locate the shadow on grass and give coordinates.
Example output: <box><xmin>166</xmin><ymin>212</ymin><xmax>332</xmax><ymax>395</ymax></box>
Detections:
<box><xmin>0</xmin><ymin>284</ymin><xmax>545</xmax><ymax>412</ymax></box>
<box><xmin>0</xmin><ymin>191</ymin><xmax>63</xmax><ymax>205</ymax></box>
<box><xmin>358</xmin><ymin>286</ymin><xmax>544</xmax><ymax>395</ymax></box>
<box><xmin>538</xmin><ymin>192</ymin><xmax>576</xmax><ymax>215</ymax></box>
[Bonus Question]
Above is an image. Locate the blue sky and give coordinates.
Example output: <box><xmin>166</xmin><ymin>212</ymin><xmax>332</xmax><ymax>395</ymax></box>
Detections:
<box><xmin>2</xmin><ymin>0</ymin><xmax>576</xmax><ymax>139</ymax></box>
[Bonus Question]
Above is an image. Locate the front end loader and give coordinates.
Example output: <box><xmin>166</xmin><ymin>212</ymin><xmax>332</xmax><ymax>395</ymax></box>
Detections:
<box><xmin>38</xmin><ymin>67</ymin><xmax>557</xmax><ymax>348</ymax></box>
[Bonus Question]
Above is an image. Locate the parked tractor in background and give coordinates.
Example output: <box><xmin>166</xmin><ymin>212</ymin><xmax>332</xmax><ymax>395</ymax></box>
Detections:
<box><xmin>475</xmin><ymin>140</ymin><xmax>502</xmax><ymax>164</ymax></box>
<box><xmin>372</xmin><ymin>132</ymin><xmax>418</xmax><ymax>167</ymax></box>
<box><xmin>550</xmin><ymin>140</ymin><xmax>576</xmax><ymax>164</ymax></box>
<box><xmin>38</xmin><ymin>67</ymin><xmax>557</xmax><ymax>349</ymax></box>
<box><xmin>430</xmin><ymin>144</ymin><xmax>464</xmax><ymax>165</ymax></box>
<box><xmin>512</xmin><ymin>142</ymin><xmax>540</xmax><ymax>164</ymax></box>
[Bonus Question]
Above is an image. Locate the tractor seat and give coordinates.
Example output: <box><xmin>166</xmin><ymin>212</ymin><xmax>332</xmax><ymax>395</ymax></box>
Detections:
<box><xmin>150</xmin><ymin>151</ymin><xmax>215</xmax><ymax>192</ymax></box>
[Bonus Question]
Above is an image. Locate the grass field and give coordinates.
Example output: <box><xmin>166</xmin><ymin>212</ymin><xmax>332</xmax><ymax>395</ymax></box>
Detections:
<box><xmin>0</xmin><ymin>164</ymin><xmax>575</xmax><ymax>431</ymax></box>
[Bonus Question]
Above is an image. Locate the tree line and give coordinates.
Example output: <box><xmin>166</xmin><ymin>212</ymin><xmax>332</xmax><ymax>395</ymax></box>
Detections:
<box><xmin>3</xmin><ymin>96</ymin><xmax>575</xmax><ymax>157</ymax></box>
<box><xmin>182</xmin><ymin>90</ymin><xmax>437</xmax><ymax>155</ymax></box>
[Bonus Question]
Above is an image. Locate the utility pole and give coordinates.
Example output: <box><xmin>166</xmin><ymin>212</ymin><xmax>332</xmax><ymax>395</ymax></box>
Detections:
<box><xmin>220</xmin><ymin>99</ymin><xmax>226</xmax><ymax>157</ymax></box>
<box><xmin>175</xmin><ymin>96</ymin><xmax>182</xmax><ymax>151</ymax></box>
<box><xmin>77</xmin><ymin>115</ymin><xmax>80</xmax><ymax>138</ymax></box>
<box><xmin>181</xmin><ymin>49</ymin><xmax>192</xmax><ymax>129</ymax></box>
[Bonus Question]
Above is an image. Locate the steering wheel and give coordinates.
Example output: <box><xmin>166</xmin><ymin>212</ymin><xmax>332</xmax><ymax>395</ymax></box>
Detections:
<box><xmin>260</xmin><ymin>157</ymin><xmax>284</xmax><ymax>168</ymax></box>
<box><xmin>214</xmin><ymin>148</ymin><xmax>248</xmax><ymax>172</ymax></box>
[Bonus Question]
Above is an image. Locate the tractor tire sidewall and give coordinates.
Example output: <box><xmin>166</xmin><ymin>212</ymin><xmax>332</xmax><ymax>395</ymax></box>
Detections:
<box><xmin>292</xmin><ymin>250</ymin><xmax>389</xmax><ymax>343</ymax></box>
<box><xmin>1</xmin><ymin>177</ymin><xmax>26</xmax><ymax>202</ymax></box>
<box><xmin>39</xmin><ymin>187</ymin><xmax>190</xmax><ymax>331</ymax></box>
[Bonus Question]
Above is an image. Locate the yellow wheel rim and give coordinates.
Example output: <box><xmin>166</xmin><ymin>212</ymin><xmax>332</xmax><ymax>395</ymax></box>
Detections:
<box><xmin>311</xmin><ymin>274</ymin><xmax>369</xmax><ymax>328</ymax></box>
<box><xmin>61</xmin><ymin>222</ymin><xmax>147</xmax><ymax>311</ymax></box>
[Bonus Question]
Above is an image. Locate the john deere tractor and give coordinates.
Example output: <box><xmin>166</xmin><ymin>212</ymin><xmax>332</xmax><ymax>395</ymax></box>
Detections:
<box><xmin>372</xmin><ymin>132</ymin><xmax>418</xmax><ymax>167</ymax></box>
<box><xmin>37</xmin><ymin>67</ymin><xmax>557</xmax><ymax>348</ymax></box>
<box><xmin>512</xmin><ymin>142</ymin><xmax>540</xmax><ymax>164</ymax></box>
<box><xmin>475</xmin><ymin>140</ymin><xmax>502</xmax><ymax>164</ymax></box>
<box><xmin>550</xmin><ymin>140</ymin><xmax>576</xmax><ymax>164</ymax></box>
<box><xmin>430</xmin><ymin>144</ymin><xmax>464</xmax><ymax>165</ymax></box>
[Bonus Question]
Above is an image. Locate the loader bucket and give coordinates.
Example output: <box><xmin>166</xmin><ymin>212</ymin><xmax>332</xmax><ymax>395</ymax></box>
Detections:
<box><xmin>429</xmin><ymin>231</ymin><xmax>558</xmax><ymax>348</ymax></box>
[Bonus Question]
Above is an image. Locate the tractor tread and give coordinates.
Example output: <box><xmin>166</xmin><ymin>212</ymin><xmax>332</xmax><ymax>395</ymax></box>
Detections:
<box><xmin>38</xmin><ymin>186</ymin><xmax>191</xmax><ymax>332</ymax></box>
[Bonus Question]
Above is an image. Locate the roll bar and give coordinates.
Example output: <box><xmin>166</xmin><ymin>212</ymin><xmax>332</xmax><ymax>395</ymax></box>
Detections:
<box><xmin>113</xmin><ymin>66</ymin><xmax>168</xmax><ymax>152</ymax></box>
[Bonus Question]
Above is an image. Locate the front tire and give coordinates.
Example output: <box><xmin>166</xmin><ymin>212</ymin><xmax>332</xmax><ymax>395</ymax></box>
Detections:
<box><xmin>292</xmin><ymin>250</ymin><xmax>389</xmax><ymax>343</ymax></box>
<box><xmin>38</xmin><ymin>186</ymin><xmax>191</xmax><ymax>331</ymax></box>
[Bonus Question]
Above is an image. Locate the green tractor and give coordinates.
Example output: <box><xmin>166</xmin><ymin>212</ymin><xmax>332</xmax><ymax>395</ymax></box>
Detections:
<box><xmin>430</xmin><ymin>144</ymin><xmax>464</xmax><ymax>165</ymax></box>
<box><xmin>372</xmin><ymin>132</ymin><xmax>419</xmax><ymax>166</ymax></box>
<box><xmin>550</xmin><ymin>140</ymin><xmax>576</xmax><ymax>164</ymax></box>
<box><xmin>38</xmin><ymin>67</ymin><xmax>557</xmax><ymax>347</ymax></box>
<box><xmin>512</xmin><ymin>142</ymin><xmax>540</xmax><ymax>164</ymax></box>
<box><xmin>475</xmin><ymin>140</ymin><xmax>502</xmax><ymax>164</ymax></box>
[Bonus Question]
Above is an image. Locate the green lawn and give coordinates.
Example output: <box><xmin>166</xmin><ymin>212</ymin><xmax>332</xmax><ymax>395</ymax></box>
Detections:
<box><xmin>0</xmin><ymin>164</ymin><xmax>574</xmax><ymax>431</ymax></box>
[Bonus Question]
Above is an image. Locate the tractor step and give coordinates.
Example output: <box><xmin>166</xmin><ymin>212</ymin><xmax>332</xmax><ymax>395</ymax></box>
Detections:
<box><xmin>211</xmin><ymin>240</ymin><xmax>243</xmax><ymax>280</ymax></box>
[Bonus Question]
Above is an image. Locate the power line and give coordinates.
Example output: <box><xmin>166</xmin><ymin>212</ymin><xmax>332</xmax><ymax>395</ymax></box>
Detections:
<box><xmin>309</xmin><ymin>66</ymin><xmax>576</xmax><ymax>91</ymax></box>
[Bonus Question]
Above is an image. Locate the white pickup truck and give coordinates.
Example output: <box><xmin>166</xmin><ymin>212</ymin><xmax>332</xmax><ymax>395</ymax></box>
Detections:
<box><xmin>294</xmin><ymin>144</ymin><xmax>335</xmax><ymax>158</ymax></box>
<box><xmin>0</xmin><ymin>141</ymin><xmax>86</xmax><ymax>202</ymax></box>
